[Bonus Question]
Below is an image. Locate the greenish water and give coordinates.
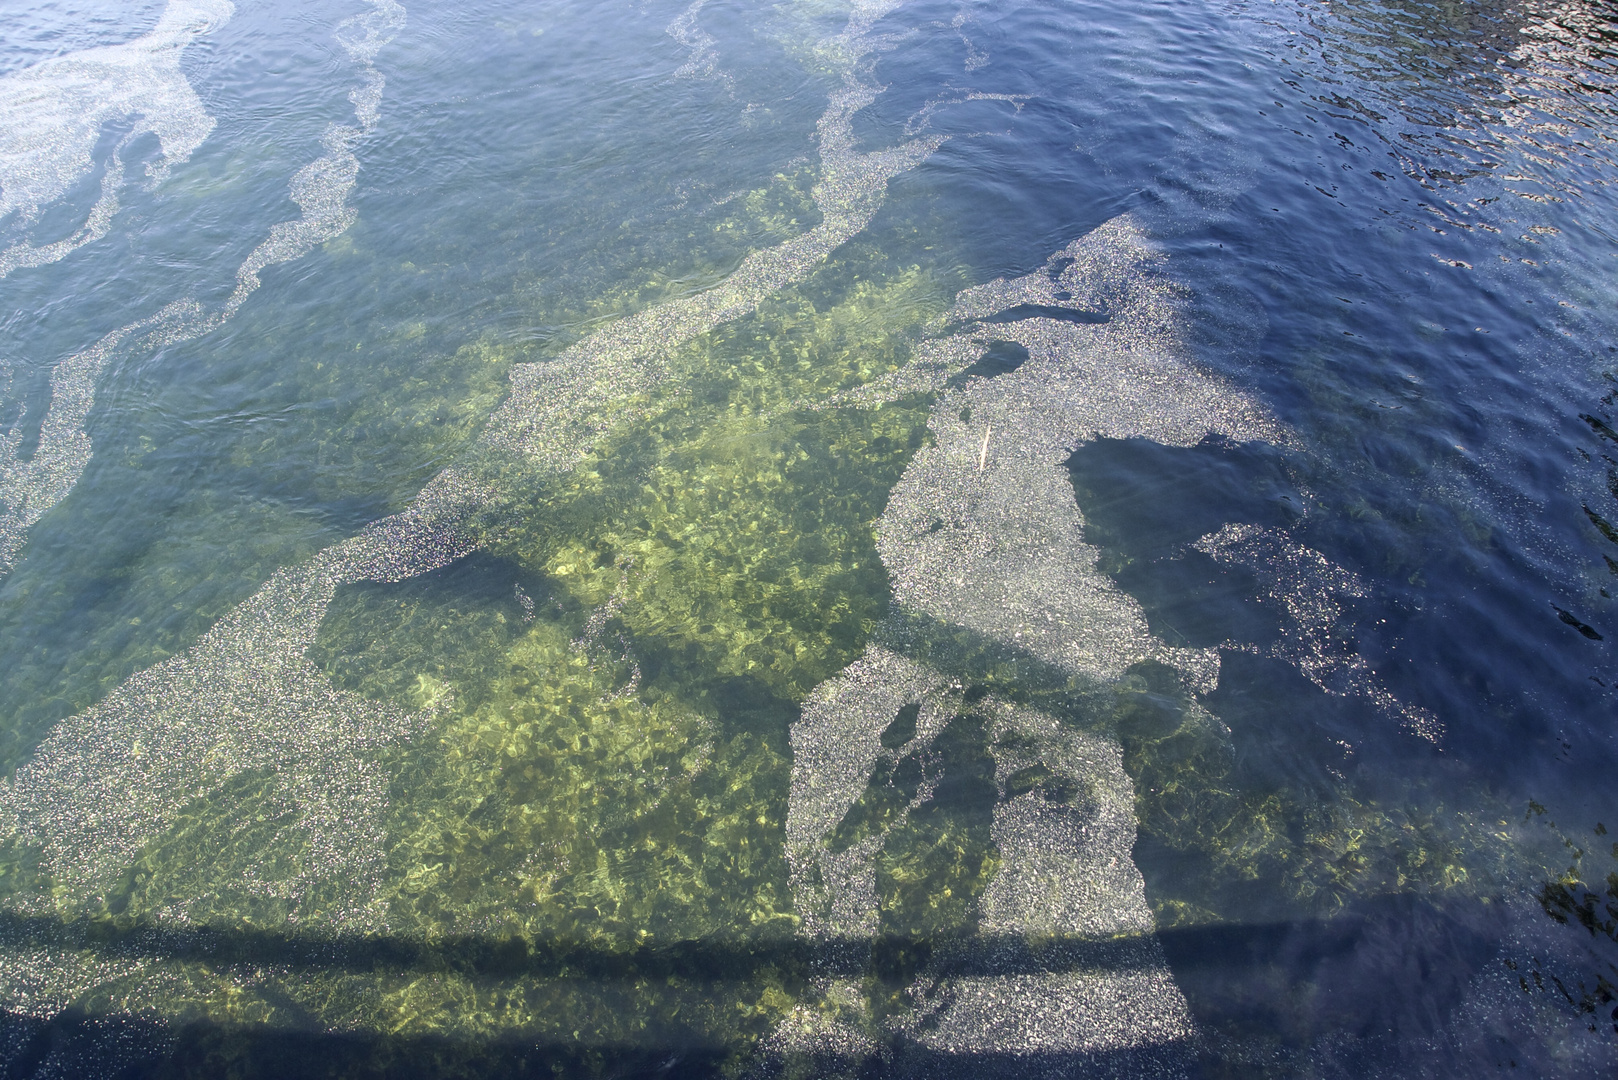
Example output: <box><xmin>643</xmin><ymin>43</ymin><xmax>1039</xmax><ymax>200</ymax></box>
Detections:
<box><xmin>1</xmin><ymin>0</ymin><xmax>1617</xmax><ymax>1076</ymax></box>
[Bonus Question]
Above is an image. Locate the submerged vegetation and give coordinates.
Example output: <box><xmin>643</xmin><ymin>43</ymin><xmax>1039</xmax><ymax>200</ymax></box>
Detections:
<box><xmin>337</xmin><ymin>254</ymin><xmax>949</xmax><ymax>1054</ymax></box>
<box><xmin>1</xmin><ymin>0</ymin><xmax>1614</xmax><ymax>1074</ymax></box>
<box><xmin>0</xmin><ymin>213</ymin><xmax>1576</xmax><ymax>1074</ymax></box>
<box><xmin>0</xmin><ymin>237</ymin><xmax>956</xmax><ymax>1070</ymax></box>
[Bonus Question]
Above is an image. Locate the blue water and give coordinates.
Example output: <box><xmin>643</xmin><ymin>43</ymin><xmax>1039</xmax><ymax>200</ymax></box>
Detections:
<box><xmin>0</xmin><ymin>1</ymin><xmax>1615</xmax><ymax>1076</ymax></box>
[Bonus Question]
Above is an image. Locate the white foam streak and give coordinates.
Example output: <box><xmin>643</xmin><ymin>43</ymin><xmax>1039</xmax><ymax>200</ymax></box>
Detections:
<box><xmin>222</xmin><ymin>0</ymin><xmax>405</xmax><ymax>316</ymax></box>
<box><xmin>0</xmin><ymin>0</ymin><xmax>233</xmax><ymax>277</ymax></box>
<box><xmin>0</xmin><ymin>299</ymin><xmax>198</xmax><ymax>571</ymax></box>
<box><xmin>876</xmin><ymin>218</ymin><xmax>1277</xmax><ymax>692</ymax></box>
<box><xmin>484</xmin><ymin>1</ymin><xmax>942</xmax><ymax>469</ymax></box>
<box><xmin>0</xmin><ymin>464</ymin><xmax>489</xmax><ymax>917</ymax></box>
<box><xmin>1194</xmin><ymin>522</ymin><xmax>1445</xmax><ymax>742</ymax></box>
<box><xmin>0</xmin><ymin>0</ymin><xmax>405</xmax><ymax>579</ymax></box>
<box><xmin>668</xmin><ymin>0</ymin><xmax>730</xmax><ymax>87</ymax></box>
<box><xmin>0</xmin><ymin>129</ymin><xmax>132</xmax><ymax>278</ymax></box>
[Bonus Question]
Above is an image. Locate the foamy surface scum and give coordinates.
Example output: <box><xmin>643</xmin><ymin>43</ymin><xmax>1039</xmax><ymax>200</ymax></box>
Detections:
<box><xmin>0</xmin><ymin>0</ymin><xmax>404</xmax><ymax>578</ymax></box>
<box><xmin>0</xmin><ymin>0</ymin><xmax>233</xmax><ymax>276</ymax></box>
<box><xmin>770</xmin><ymin>214</ymin><xmax>1452</xmax><ymax>1070</ymax></box>
<box><xmin>0</xmin><ymin>0</ymin><xmax>943</xmax><ymax>1015</ymax></box>
<box><xmin>0</xmin><ymin>1</ymin><xmax>1600</xmax><ymax>1072</ymax></box>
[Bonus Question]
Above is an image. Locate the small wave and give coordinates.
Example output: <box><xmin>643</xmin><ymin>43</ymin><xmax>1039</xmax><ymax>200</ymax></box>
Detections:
<box><xmin>0</xmin><ymin>0</ymin><xmax>405</xmax><ymax>579</ymax></box>
<box><xmin>0</xmin><ymin>0</ymin><xmax>234</xmax><ymax>277</ymax></box>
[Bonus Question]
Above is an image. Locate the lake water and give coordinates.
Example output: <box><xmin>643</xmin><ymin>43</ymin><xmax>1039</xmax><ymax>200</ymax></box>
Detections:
<box><xmin>1</xmin><ymin>1</ymin><xmax>1616</xmax><ymax>1076</ymax></box>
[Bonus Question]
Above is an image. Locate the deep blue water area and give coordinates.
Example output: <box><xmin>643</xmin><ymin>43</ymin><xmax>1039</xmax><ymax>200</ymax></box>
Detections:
<box><xmin>0</xmin><ymin>1</ymin><xmax>1615</xmax><ymax>1077</ymax></box>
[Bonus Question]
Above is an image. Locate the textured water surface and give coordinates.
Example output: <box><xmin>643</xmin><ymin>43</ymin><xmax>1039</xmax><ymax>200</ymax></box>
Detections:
<box><xmin>0</xmin><ymin>0</ymin><xmax>1615</xmax><ymax>1076</ymax></box>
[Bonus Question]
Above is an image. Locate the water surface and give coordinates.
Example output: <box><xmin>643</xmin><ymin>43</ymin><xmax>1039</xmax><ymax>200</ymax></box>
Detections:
<box><xmin>0</xmin><ymin>1</ymin><xmax>1615</xmax><ymax>1076</ymax></box>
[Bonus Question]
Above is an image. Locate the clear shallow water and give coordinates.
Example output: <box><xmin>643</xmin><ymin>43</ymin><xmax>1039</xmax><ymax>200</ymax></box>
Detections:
<box><xmin>0</xmin><ymin>0</ymin><xmax>1615</xmax><ymax>1076</ymax></box>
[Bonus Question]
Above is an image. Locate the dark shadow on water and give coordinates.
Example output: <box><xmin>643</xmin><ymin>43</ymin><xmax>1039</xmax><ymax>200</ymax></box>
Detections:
<box><xmin>1160</xmin><ymin>891</ymin><xmax>1505</xmax><ymax>1057</ymax></box>
<box><xmin>0</xmin><ymin>909</ymin><xmax>1173</xmax><ymax>985</ymax></box>
<box><xmin>943</xmin><ymin>340</ymin><xmax>1029</xmax><ymax>390</ymax></box>
<box><xmin>0</xmin><ymin>1004</ymin><xmax>1201</xmax><ymax>1080</ymax></box>
<box><xmin>940</xmin><ymin>303</ymin><xmax>1108</xmax><ymax>337</ymax></box>
<box><xmin>0</xmin><ymin>1008</ymin><xmax>731</xmax><ymax>1080</ymax></box>
<box><xmin>0</xmin><ymin>900</ymin><xmax>1496</xmax><ymax>1080</ymax></box>
<box><xmin>0</xmin><ymin>896</ymin><xmax>1519</xmax><ymax>1079</ymax></box>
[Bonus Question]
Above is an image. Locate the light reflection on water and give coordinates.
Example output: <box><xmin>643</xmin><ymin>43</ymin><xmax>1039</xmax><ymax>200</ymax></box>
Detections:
<box><xmin>0</xmin><ymin>0</ymin><xmax>1614</xmax><ymax>1076</ymax></box>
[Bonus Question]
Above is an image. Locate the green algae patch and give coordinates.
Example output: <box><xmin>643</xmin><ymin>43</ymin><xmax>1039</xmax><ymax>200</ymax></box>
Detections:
<box><xmin>528</xmin><ymin>402</ymin><xmax>927</xmax><ymax>701</ymax></box>
<box><xmin>313</xmin><ymin>264</ymin><xmax>949</xmax><ymax>1053</ymax></box>
<box><xmin>354</xmin><ymin>615</ymin><xmax>802</xmax><ymax>1055</ymax></box>
<box><xmin>485</xmin><ymin>266</ymin><xmax>945</xmax><ymax>701</ymax></box>
<box><xmin>357</xmin><ymin>265</ymin><xmax>949</xmax><ymax>1042</ymax></box>
<box><xmin>70</xmin><ymin>255</ymin><xmax>943</xmax><ymax>1059</ymax></box>
<box><xmin>382</xmin><ymin>619</ymin><xmax>728</xmax><ymax>939</ymax></box>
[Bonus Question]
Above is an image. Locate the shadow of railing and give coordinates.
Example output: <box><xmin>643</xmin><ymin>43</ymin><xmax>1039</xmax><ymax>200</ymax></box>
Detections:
<box><xmin>0</xmin><ymin>895</ymin><xmax>1229</xmax><ymax>1078</ymax></box>
<box><xmin>0</xmin><ymin>897</ymin><xmax>1510</xmax><ymax>1079</ymax></box>
<box><xmin>0</xmin><ymin>597</ymin><xmax>1539</xmax><ymax>1076</ymax></box>
<box><xmin>0</xmin><ymin>1003</ymin><xmax>1200</xmax><ymax>1080</ymax></box>
<box><xmin>0</xmin><ymin>905</ymin><xmax>1192</xmax><ymax>983</ymax></box>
